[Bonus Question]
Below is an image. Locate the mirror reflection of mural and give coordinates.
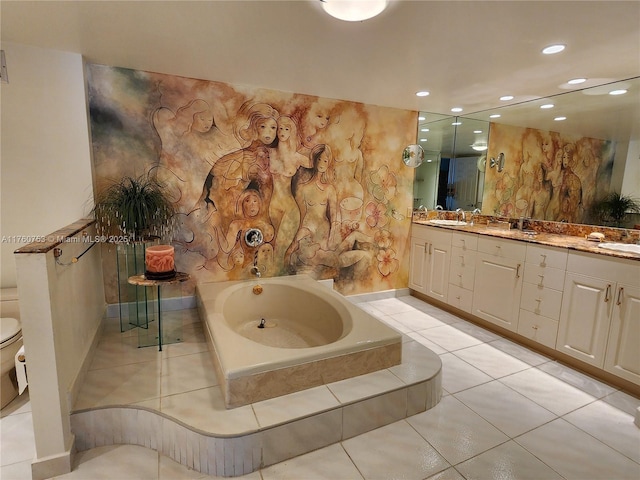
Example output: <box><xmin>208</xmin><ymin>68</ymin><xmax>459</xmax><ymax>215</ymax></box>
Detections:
<box><xmin>87</xmin><ymin>65</ymin><xmax>415</xmax><ymax>293</ymax></box>
<box><xmin>483</xmin><ymin>123</ymin><xmax>614</xmax><ymax>223</ymax></box>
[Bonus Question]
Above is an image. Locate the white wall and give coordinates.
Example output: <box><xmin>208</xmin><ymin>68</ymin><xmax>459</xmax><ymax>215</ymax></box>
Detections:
<box><xmin>0</xmin><ymin>42</ymin><xmax>94</xmax><ymax>287</ymax></box>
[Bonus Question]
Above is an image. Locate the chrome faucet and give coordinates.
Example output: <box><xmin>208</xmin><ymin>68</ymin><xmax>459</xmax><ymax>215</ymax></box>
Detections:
<box><xmin>435</xmin><ymin>205</ymin><xmax>443</xmax><ymax>219</ymax></box>
<box><xmin>250</xmin><ymin>265</ymin><xmax>261</xmax><ymax>278</ymax></box>
<box><xmin>251</xmin><ymin>252</ymin><xmax>261</xmax><ymax>278</ymax></box>
<box><xmin>471</xmin><ymin>208</ymin><xmax>481</xmax><ymax>225</ymax></box>
<box><xmin>455</xmin><ymin>208</ymin><xmax>466</xmax><ymax>223</ymax></box>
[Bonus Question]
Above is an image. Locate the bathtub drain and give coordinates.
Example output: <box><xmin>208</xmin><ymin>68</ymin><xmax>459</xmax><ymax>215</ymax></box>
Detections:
<box><xmin>258</xmin><ymin>318</ymin><xmax>266</xmax><ymax>329</ymax></box>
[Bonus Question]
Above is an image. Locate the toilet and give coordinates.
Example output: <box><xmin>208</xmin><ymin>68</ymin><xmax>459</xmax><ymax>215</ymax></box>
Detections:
<box><xmin>1</xmin><ymin>288</ymin><xmax>23</xmax><ymax>409</ymax></box>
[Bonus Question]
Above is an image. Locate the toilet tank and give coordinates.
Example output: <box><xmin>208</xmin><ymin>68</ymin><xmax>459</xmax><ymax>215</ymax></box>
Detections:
<box><xmin>0</xmin><ymin>288</ymin><xmax>20</xmax><ymax>320</ymax></box>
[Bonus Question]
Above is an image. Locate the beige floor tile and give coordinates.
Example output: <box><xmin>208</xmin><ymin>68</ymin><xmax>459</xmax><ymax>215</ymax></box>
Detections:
<box><xmin>425</xmin><ymin>467</ymin><xmax>466</xmax><ymax>480</ymax></box>
<box><xmin>160</xmin><ymin>351</ymin><xmax>218</xmax><ymax>397</ymax></box>
<box><xmin>500</xmin><ymin>368</ymin><xmax>597</xmax><ymax>416</ymax></box>
<box><xmin>418</xmin><ymin>324</ymin><xmax>484</xmax><ymax>351</ymax></box>
<box><xmin>327</xmin><ymin>369</ymin><xmax>405</xmax><ymax>404</ymax></box>
<box><xmin>0</xmin><ymin>411</ymin><xmax>35</xmax><ymax>466</ymax></box>
<box><xmin>74</xmin><ymin>361</ymin><xmax>161</xmax><ymax>410</ymax></box>
<box><xmin>343</xmin><ymin>420</ymin><xmax>450</xmax><ymax>480</ymax></box>
<box><xmin>487</xmin><ymin>338</ymin><xmax>552</xmax><ymax>366</ymax></box>
<box><xmin>537</xmin><ymin>361</ymin><xmax>618</xmax><ymax>399</ymax></box>
<box><xmin>365</xmin><ymin>298</ymin><xmax>417</xmax><ymax>315</ymax></box>
<box><xmin>452</xmin><ymin>343</ymin><xmax>532</xmax><ymax>379</ymax></box>
<box><xmin>456</xmin><ymin>440</ymin><xmax>564</xmax><ymax>480</ymax></box>
<box><xmin>160</xmin><ymin>387</ymin><xmax>259</xmax><ymax>436</ymax></box>
<box><xmin>406</xmin><ymin>331</ymin><xmax>447</xmax><ymax>354</ymax></box>
<box><xmin>56</xmin><ymin>444</ymin><xmax>159</xmax><ymax>479</ymax></box>
<box><xmin>407</xmin><ymin>395</ymin><xmax>509</xmax><ymax>465</ymax></box>
<box><xmin>252</xmin><ymin>385</ymin><xmax>339</xmax><ymax>428</ymax></box>
<box><xmin>455</xmin><ymin>381</ymin><xmax>556</xmax><ymax>437</ymax></box>
<box><xmin>90</xmin><ymin>334</ymin><xmax>161</xmax><ymax>370</ymax></box>
<box><xmin>516</xmin><ymin>419</ymin><xmax>640</xmax><ymax>480</ymax></box>
<box><xmin>261</xmin><ymin>443</ymin><xmax>363</xmax><ymax>480</ymax></box>
<box><xmin>564</xmin><ymin>399</ymin><xmax>640</xmax><ymax>463</ymax></box>
<box><xmin>389</xmin><ymin>309</ymin><xmax>449</xmax><ymax>331</ymax></box>
<box><xmin>439</xmin><ymin>353</ymin><xmax>492</xmax><ymax>393</ymax></box>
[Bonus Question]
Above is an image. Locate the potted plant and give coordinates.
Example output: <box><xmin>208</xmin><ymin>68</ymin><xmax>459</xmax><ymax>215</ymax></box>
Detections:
<box><xmin>589</xmin><ymin>192</ymin><xmax>640</xmax><ymax>227</ymax></box>
<box><xmin>92</xmin><ymin>174</ymin><xmax>176</xmax><ymax>242</ymax></box>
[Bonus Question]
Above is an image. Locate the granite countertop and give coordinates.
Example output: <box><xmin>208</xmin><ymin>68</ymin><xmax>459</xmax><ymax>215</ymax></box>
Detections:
<box><xmin>412</xmin><ymin>218</ymin><xmax>640</xmax><ymax>262</ymax></box>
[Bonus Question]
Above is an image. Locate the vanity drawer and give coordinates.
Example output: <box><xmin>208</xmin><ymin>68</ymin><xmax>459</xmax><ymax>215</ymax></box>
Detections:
<box><xmin>525</xmin><ymin>245</ymin><xmax>568</xmax><ymax>270</ymax></box>
<box><xmin>452</xmin><ymin>232</ymin><xmax>478</xmax><ymax>251</ymax></box>
<box><xmin>450</xmin><ymin>247</ymin><xmax>476</xmax><ymax>290</ymax></box>
<box><xmin>518</xmin><ymin>309</ymin><xmax>559</xmax><ymax>349</ymax></box>
<box><xmin>520</xmin><ymin>283</ymin><xmax>564</xmax><ymax>320</ymax></box>
<box><xmin>448</xmin><ymin>284</ymin><xmax>473</xmax><ymax>313</ymax></box>
<box><xmin>523</xmin><ymin>263</ymin><xmax>566</xmax><ymax>291</ymax></box>
<box><xmin>478</xmin><ymin>236</ymin><xmax>526</xmax><ymax>261</ymax></box>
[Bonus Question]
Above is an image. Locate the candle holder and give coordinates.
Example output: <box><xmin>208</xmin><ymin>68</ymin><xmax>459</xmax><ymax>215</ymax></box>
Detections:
<box><xmin>145</xmin><ymin>245</ymin><xmax>176</xmax><ymax>280</ymax></box>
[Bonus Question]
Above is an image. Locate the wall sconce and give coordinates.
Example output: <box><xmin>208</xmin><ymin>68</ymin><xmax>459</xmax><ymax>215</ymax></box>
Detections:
<box><xmin>320</xmin><ymin>0</ymin><xmax>388</xmax><ymax>22</ymax></box>
<box><xmin>490</xmin><ymin>152</ymin><xmax>505</xmax><ymax>172</ymax></box>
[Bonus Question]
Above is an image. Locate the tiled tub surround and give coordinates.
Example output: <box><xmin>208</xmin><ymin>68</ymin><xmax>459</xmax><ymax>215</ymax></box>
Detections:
<box><xmin>197</xmin><ymin>275</ymin><xmax>403</xmax><ymax>408</ymax></box>
<box><xmin>71</xmin><ymin>306</ymin><xmax>442</xmax><ymax>477</ymax></box>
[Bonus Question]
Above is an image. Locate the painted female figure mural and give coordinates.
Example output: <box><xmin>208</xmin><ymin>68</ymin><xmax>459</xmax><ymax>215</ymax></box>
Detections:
<box><xmin>285</xmin><ymin>144</ymin><xmax>374</xmax><ymax>278</ymax></box>
<box><xmin>268</xmin><ymin>115</ymin><xmax>312</xmax><ymax>267</ymax></box>
<box><xmin>198</xmin><ymin>103</ymin><xmax>278</xmax><ymax>234</ymax></box>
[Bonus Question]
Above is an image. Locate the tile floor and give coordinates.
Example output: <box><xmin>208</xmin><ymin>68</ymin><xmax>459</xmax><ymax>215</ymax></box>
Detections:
<box><xmin>1</xmin><ymin>294</ymin><xmax>639</xmax><ymax>479</ymax></box>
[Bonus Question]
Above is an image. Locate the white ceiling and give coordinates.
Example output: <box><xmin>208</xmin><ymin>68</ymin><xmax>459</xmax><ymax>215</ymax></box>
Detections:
<box><xmin>2</xmin><ymin>0</ymin><xmax>639</xmax><ymax>116</ymax></box>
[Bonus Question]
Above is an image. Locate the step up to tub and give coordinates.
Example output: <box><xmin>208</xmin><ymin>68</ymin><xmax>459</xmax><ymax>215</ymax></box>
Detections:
<box><xmin>72</xmin><ymin>336</ymin><xmax>441</xmax><ymax>477</ymax></box>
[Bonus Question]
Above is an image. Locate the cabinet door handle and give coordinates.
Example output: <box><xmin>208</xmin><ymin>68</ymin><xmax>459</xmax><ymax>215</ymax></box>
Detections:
<box><xmin>424</xmin><ymin>243</ymin><xmax>428</xmax><ymax>253</ymax></box>
<box><xmin>604</xmin><ymin>284</ymin><xmax>611</xmax><ymax>303</ymax></box>
<box><xmin>540</xmin><ymin>254</ymin><xmax>547</xmax><ymax>266</ymax></box>
<box><xmin>538</xmin><ymin>275</ymin><xmax>544</xmax><ymax>287</ymax></box>
<box><xmin>428</xmin><ymin>243</ymin><xmax>432</xmax><ymax>255</ymax></box>
<box><xmin>516</xmin><ymin>263</ymin><xmax>521</xmax><ymax>278</ymax></box>
<box><xmin>616</xmin><ymin>287</ymin><xmax>624</xmax><ymax>306</ymax></box>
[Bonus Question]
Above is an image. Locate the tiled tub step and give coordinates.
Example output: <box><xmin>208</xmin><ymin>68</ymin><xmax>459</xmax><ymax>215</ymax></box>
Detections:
<box><xmin>71</xmin><ymin>340</ymin><xmax>442</xmax><ymax>477</ymax></box>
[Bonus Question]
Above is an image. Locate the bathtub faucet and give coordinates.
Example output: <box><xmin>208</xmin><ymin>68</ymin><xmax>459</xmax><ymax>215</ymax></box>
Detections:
<box><xmin>250</xmin><ymin>265</ymin><xmax>261</xmax><ymax>278</ymax></box>
<box><xmin>251</xmin><ymin>252</ymin><xmax>261</xmax><ymax>278</ymax></box>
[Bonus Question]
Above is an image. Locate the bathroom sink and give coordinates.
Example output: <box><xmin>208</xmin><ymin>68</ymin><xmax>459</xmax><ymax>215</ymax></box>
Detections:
<box><xmin>428</xmin><ymin>219</ymin><xmax>468</xmax><ymax>226</ymax></box>
<box><xmin>598</xmin><ymin>243</ymin><xmax>640</xmax><ymax>254</ymax></box>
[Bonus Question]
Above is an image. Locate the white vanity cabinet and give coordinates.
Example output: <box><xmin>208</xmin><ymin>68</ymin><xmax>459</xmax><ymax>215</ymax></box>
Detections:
<box><xmin>517</xmin><ymin>244</ymin><xmax>568</xmax><ymax>348</ymax></box>
<box><xmin>448</xmin><ymin>232</ymin><xmax>478</xmax><ymax>313</ymax></box>
<box><xmin>557</xmin><ymin>252</ymin><xmax>640</xmax><ymax>378</ymax></box>
<box><xmin>472</xmin><ymin>236</ymin><xmax>526</xmax><ymax>332</ymax></box>
<box><xmin>409</xmin><ymin>225</ymin><xmax>452</xmax><ymax>302</ymax></box>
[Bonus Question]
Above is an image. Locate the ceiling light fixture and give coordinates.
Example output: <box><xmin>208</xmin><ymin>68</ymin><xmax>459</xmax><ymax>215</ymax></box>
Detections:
<box><xmin>554</xmin><ymin>116</ymin><xmax>567</xmax><ymax>121</ymax></box>
<box><xmin>500</xmin><ymin>95</ymin><xmax>514</xmax><ymax>101</ymax></box>
<box><xmin>321</xmin><ymin>0</ymin><xmax>388</xmax><ymax>22</ymax></box>
<box><xmin>568</xmin><ymin>78</ymin><xmax>586</xmax><ymax>85</ymax></box>
<box><xmin>416</xmin><ymin>91</ymin><xmax>430</xmax><ymax>97</ymax></box>
<box><xmin>489</xmin><ymin>114</ymin><xmax>501</xmax><ymax>119</ymax></box>
<box><xmin>451</xmin><ymin>107</ymin><xmax>463</xmax><ymax>113</ymax></box>
<box><xmin>540</xmin><ymin>103</ymin><xmax>554</xmax><ymax>109</ymax></box>
<box><xmin>542</xmin><ymin>44</ymin><xmax>565</xmax><ymax>55</ymax></box>
<box><xmin>609</xmin><ymin>89</ymin><xmax>628</xmax><ymax>95</ymax></box>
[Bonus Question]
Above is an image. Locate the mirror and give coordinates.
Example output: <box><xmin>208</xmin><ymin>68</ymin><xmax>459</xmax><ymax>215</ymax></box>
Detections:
<box><xmin>415</xmin><ymin>76</ymin><xmax>640</xmax><ymax>227</ymax></box>
<box><xmin>414</xmin><ymin>114</ymin><xmax>488</xmax><ymax>211</ymax></box>
<box><xmin>402</xmin><ymin>144</ymin><xmax>425</xmax><ymax>168</ymax></box>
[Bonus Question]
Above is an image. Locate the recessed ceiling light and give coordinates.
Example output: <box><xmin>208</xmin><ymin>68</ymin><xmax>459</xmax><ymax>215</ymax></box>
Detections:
<box><xmin>418</xmin><ymin>116</ymin><xmax>425</xmax><ymax>121</ymax></box>
<box><xmin>452</xmin><ymin>121</ymin><xmax>462</xmax><ymax>126</ymax></box>
<box><xmin>554</xmin><ymin>116</ymin><xmax>567</xmax><ymax>121</ymax></box>
<box><xmin>420</xmin><ymin>138</ymin><xmax>428</xmax><ymax>142</ymax></box>
<box><xmin>416</xmin><ymin>91</ymin><xmax>430</xmax><ymax>97</ymax></box>
<box><xmin>489</xmin><ymin>114</ymin><xmax>501</xmax><ymax>119</ymax></box>
<box><xmin>568</xmin><ymin>78</ymin><xmax>586</xmax><ymax>84</ymax></box>
<box><xmin>609</xmin><ymin>89</ymin><xmax>628</xmax><ymax>95</ymax></box>
<box><xmin>471</xmin><ymin>144</ymin><xmax>488</xmax><ymax>151</ymax></box>
<box><xmin>500</xmin><ymin>95</ymin><xmax>514</xmax><ymax>101</ymax></box>
<box><xmin>540</xmin><ymin>104</ymin><xmax>554</xmax><ymax>109</ymax></box>
<box><xmin>421</xmin><ymin>128</ymin><xmax>430</xmax><ymax>132</ymax></box>
<box><xmin>426</xmin><ymin>159</ymin><xmax>433</xmax><ymax>163</ymax></box>
<box><xmin>321</xmin><ymin>0</ymin><xmax>388</xmax><ymax>22</ymax></box>
<box><xmin>451</xmin><ymin>107</ymin><xmax>463</xmax><ymax>113</ymax></box>
<box><xmin>542</xmin><ymin>44</ymin><xmax>565</xmax><ymax>55</ymax></box>
<box><xmin>473</xmin><ymin>130</ymin><xmax>483</xmax><ymax>134</ymax></box>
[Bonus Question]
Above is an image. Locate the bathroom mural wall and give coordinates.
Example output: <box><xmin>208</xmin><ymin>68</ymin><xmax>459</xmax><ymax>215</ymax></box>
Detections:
<box><xmin>483</xmin><ymin>123</ymin><xmax>615</xmax><ymax>223</ymax></box>
<box><xmin>87</xmin><ymin>64</ymin><xmax>416</xmax><ymax>296</ymax></box>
